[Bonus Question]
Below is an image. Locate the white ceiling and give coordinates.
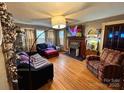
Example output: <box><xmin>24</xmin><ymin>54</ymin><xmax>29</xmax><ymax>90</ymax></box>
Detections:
<box><xmin>6</xmin><ymin>2</ymin><xmax>124</xmax><ymax>27</ymax></box>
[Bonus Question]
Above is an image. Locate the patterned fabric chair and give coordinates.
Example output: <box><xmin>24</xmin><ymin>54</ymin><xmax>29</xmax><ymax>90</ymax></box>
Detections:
<box><xmin>86</xmin><ymin>48</ymin><xmax>124</xmax><ymax>84</ymax></box>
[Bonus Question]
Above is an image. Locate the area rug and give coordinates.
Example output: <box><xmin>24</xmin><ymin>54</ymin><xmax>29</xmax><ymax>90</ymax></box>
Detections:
<box><xmin>64</xmin><ymin>52</ymin><xmax>85</xmax><ymax>61</ymax></box>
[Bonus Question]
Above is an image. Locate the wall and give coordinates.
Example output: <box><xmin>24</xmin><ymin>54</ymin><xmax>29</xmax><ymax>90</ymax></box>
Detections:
<box><xmin>84</xmin><ymin>21</ymin><xmax>102</xmax><ymax>36</ymax></box>
<box><xmin>0</xmin><ymin>47</ymin><xmax>9</xmax><ymax>89</ymax></box>
<box><xmin>84</xmin><ymin>14</ymin><xmax>124</xmax><ymax>52</ymax></box>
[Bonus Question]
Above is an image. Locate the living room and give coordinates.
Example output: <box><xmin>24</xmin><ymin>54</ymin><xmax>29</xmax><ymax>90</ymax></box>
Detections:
<box><xmin>0</xmin><ymin>1</ymin><xmax>124</xmax><ymax>91</ymax></box>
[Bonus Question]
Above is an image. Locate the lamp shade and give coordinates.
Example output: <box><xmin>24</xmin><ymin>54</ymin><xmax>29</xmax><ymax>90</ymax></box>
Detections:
<box><xmin>51</xmin><ymin>16</ymin><xmax>66</xmax><ymax>29</ymax></box>
<box><xmin>0</xmin><ymin>22</ymin><xmax>3</xmax><ymax>45</ymax></box>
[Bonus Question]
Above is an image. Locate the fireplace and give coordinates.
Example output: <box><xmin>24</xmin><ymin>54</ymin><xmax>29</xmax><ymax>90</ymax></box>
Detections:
<box><xmin>68</xmin><ymin>36</ymin><xmax>86</xmax><ymax>58</ymax></box>
<box><xmin>69</xmin><ymin>42</ymin><xmax>80</xmax><ymax>56</ymax></box>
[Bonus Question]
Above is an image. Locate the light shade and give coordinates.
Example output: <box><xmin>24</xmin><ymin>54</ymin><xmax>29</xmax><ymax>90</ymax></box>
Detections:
<box><xmin>51</xmin><ymin>16</ymin><xmax>66</xmax><ymax>29</ymax></box>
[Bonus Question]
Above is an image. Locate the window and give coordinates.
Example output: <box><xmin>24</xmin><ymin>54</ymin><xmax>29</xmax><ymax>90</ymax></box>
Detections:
<box><xmin>47</xmin><ymin>30</ymin><xmax>55</xmax><ymax>44</ymax></box>
<box><xmin>36</xmin><ymin>30</ymin><xmax>45</xmax><ymax>44</ymax></box>
<box><xmin>59</xmin><ymin>30</ymin><xmax>64</xmax><ymax>45</ymax></box>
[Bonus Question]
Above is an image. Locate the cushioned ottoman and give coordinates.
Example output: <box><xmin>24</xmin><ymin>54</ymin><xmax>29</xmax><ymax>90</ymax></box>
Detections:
<box><xmin>44</xmin><ymin>49</ymin><xmax>59</xmax><ymax>59</ymax></box>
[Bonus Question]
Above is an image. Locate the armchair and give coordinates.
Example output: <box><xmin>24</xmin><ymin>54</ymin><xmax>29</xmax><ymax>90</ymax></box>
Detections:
<box><xmin>36</xmin><ymin>43</ymin><xmax>59</xmax><ymax>58</ymax></box>
<box><xmin>86</xmin><ymin>48</ymin><xmax>124</xmax><ymax>84</ymax></box>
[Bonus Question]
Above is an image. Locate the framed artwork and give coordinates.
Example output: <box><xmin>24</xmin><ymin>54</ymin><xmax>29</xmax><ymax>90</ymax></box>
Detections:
<box><xmin>66</xmin><ymin>25</ymin><xmax>83</xmax><ymax>37</ymax></box>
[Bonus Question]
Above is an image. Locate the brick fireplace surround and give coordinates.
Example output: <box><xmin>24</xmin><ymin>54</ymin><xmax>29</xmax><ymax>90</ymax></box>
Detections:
<box><xmin>68</xmin><ymin>36</ymin><xmax>86</xmax><ymax>58</ymax></box>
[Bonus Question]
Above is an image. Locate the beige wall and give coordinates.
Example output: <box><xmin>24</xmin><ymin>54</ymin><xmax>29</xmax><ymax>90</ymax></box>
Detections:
<box><xmin>84</xmin><ymin>14</ymin><xmax>124</xmax><ymax>53</ymax></box>
<box><xmin>84</xmin><ymin>21</ymin><xmax>102</xmax><ymax>36</ymax></box>
<box><xmin>0</xmin><ymin>47</ymin><xmax>9</xmax><ymax>89</ymax></box>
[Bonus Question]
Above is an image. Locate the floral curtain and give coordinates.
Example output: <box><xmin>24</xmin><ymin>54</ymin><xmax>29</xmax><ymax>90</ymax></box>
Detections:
<box><xmin>24</xmin><ymin>28</ymin><xmax>36</xmax><ymax>52</ymax></box>
<box><xmin>46</xmin><ymin>30</ymin><xmax>55</xmax><ymax>45</ymax></box>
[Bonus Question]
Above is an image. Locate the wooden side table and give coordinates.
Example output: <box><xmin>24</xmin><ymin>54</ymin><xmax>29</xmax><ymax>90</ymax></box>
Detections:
<box><xmin>86</xmin><ymin>49</ymin><xmax>98</xmax><ymax>56</ymax></box>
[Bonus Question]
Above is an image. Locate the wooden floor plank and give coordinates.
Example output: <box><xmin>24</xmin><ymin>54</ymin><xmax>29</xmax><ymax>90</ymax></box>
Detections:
<box><xmin>40</xmin><ymin>53</ymin><xmax>111</xmax><ymax>90</ymax></box>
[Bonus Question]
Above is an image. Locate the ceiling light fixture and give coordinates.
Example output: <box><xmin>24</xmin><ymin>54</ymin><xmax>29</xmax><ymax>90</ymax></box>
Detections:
<box><xmin>51</xmin><ymin>16</ymin><xmax>66</xmax><ymax>29</ymax></box>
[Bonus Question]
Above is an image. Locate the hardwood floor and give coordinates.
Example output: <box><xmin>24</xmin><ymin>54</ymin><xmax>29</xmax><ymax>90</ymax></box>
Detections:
<box><xmin>40</xmin><ymin>53</ymin><xmax>111</xmax><ymax>90</ymax></box>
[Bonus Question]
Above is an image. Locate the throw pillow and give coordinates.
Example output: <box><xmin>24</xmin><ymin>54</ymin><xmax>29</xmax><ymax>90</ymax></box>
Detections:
<box><xmin>19</xmin><ymin>54</ymin><xmax>29</xmax><ymax>61</ymax></box>
<box><xmin>18</xmin><ymin>51</ymin><xmax>29</xmax><ymax>57</ymax></box>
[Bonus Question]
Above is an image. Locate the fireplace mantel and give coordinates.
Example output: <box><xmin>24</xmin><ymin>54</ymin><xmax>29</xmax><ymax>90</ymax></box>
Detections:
<box><xmin>68</xmin><ymin>36</ymin><xmax>86</xmax><ymax>58</ymax></box>
<box><xmin>68</xmin><ymin>36</ymin><xmax>85</xmax><ymax>41</ymax></box>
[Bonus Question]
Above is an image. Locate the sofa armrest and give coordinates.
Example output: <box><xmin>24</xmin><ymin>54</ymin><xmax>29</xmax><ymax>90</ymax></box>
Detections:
<box><xmin>102</xmin><ymin>64</ymin><xmax>121</xmax><ymax>81</ymax></box>
<box><xmin>36</xmin><ymin>46</ymin><xmax>42</xmax><ymax>51</ymax></box>
<box><xmin>52</xmin><ymin>45</ymin><xmax>56</xmax><ymax>50</ymax></box>
<box><xmin>86</xmin><ymin>55</ymin><xmax>100</xmax><ymax>61</ymax></box>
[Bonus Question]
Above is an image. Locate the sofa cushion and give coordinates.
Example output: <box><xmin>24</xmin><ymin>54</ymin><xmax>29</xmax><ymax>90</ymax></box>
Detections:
<box><xmin>100</xmin><ymin>48</ymin><xmax>110</xmax><ymax>62</ymax></box>
<box><xmin>18</xmin><ymin>51</ymin><xmax>29</xmax><ymax>57</ymax></box>
<box><xmin>37</xmin><ymin>43</ymin><xmax>47</xmax><ymax>49</ymax></box>
<box><xmin>100</xmin><ymin>48</ymin><xmax>108</xmax><ymax>57</ymax></box>
<box><xmin>45</xmin><ymin>49</ymin><xmax>58</xmax><ymax>55</ymax></box>
<box><xmin>46</xmin><ymin>47</ymin><xmax>55</xmax><ymax>50</ymax></box>
<box><xmin>19</xmin><ymin>54</ymin><xmax>29</xmax><ymax>61</ymax></box>
<box><xmin>105</xmin><ymin>50</ymin><xmax>120</xmax><ymax>64</ymax></box>
<box><xmin>47</xmin><ymin>43</ymin><xmax>53</xmax><ymax>48</ymax></box>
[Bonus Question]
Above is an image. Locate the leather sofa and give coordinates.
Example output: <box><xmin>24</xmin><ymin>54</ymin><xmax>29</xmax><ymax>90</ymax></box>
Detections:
<box><xmin>36</xmin><ymin>43</ymin><xmax>59</xmax><ymax>58</ymax></box>
<box><xmin>16</xmin><ymin>52</ymin><xmax>54</xmax><ymax>90</ymax></box>
<box><xmin>86</xmin><ymin>48</ymin><xmax>124</xmax><ymax>84</ymax></box>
